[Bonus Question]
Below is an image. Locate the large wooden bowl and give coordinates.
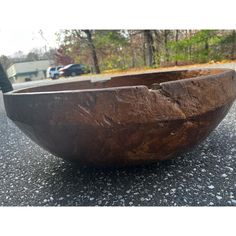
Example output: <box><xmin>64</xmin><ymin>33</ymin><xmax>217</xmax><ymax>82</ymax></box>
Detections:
<box><xmin>3</xmin><ymin>69</ymin><xmax>236</xmax><ymax>167</ymax></box>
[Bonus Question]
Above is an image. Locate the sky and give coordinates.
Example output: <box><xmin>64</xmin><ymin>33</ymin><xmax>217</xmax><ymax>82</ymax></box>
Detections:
<box><xmin>0</xmin><ymin>29</ymin><xmax>59</xmax><ymax>57</ymax></box>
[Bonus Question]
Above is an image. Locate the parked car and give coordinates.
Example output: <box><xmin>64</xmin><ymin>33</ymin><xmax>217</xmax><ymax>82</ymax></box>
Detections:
<box><xmin>46</xmin><ymin>66</ymin><xmax>62</xmax><ymax>79</ymax></box>
<box><xmin>59</xmin><ymin>64</ymin><xmax>90</xmax><ymax>77</ymax></box>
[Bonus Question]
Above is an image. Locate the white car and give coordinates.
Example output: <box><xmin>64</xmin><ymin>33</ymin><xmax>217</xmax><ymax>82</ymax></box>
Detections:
<box><xmin>46</xmin><ymin>66</ymin><xmax>62</xmax><ymax>79</ymax></box>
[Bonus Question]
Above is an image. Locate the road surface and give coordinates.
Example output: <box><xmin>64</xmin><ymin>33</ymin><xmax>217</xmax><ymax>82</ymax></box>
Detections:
<box><xmin>0</xmin><ymin>64</ymin><xmax>236</xmax><ymax>206</ymax></box>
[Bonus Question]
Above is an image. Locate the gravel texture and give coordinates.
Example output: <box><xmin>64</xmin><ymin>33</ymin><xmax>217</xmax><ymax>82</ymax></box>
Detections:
<box><xmin>0</xmin><ymin>65</ymin><xmax>236</xmax><ymax>206</ymax></box>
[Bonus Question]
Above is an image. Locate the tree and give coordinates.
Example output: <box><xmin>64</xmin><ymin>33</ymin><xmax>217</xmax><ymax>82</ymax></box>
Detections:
<box><xmin>12</xmin><ymin>50</ymin><xmax>25</xmax><ymax>60</ymax></box>
<box><xmin>55</xmin><ymin>29</ymin><xmax>236</xmax><ymax>72</ymax></box>
<box><xmin>43</xmin><ymin>48</ymin><xmax>57</xmax><ymax>61</ymax></box>
<box><xmin>93</xmin><ymin>30</ymin><xmax>129</xmax><ymax>70</ymax></box>
<box><xmin>56</xmin><ymin>30</ymin><xmax>130</xmax><ymax>72</ymax></box>
<box><xmin>143</xmin><ymin>30</ymin><xmax>155</xmax><ymax>66</ymax></box>
<box><xmin>55</xmin><ymin>46</ymin><xmax>74</xmax><ymax>65</ymax></box>
<box><xmin>175</xmin><ymin>30</ymin><xmax>179</xmax><ymax>65</ymax></box>
<box><xmin>56</xmin><ymin>30</ymin><xmax>101</xmax><ymax>73</ymax></box>
<box><xmin>164</xmin><ymin>30</ymin><xmax>171</xmax><ymax>63</ymax></box>
<box><xmin>231</xmin><ymin>30</ymin><xmax>236</xmax><ymax>59</ymax></box>
<box><xmin>82</xmin><ymin>30</ymin><xmax>100</xmax><ymax>74</ymax></box>
<box><xmin>26</xmin><ymin>52</ymin><xmax>39</xmax><ymax>61</ymax></box>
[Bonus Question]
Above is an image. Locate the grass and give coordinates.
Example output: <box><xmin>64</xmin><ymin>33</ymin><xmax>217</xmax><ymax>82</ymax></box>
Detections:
<box><xmin>100</xmin><ymin>59</ymin><xmax>236</xmax><ymax>76</ymax></box>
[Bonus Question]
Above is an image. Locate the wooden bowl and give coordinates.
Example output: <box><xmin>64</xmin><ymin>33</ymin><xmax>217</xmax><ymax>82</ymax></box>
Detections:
<box><xmin>4</xmin><ymin>68</ymin><xmax>236</xmax><ymax>167</ymax></box>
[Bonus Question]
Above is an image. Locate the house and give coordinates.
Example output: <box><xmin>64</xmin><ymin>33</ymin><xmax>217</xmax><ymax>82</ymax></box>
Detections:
<box><xmin>7</xmin><ymin>60</ymin><xmax>53</xmax><ymax>83</ymax></box>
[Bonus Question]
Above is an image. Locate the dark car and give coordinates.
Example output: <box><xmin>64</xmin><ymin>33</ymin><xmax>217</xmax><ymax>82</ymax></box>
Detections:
<box><xmin>59</xmin><ymin>64</ymin><xmax>90</xmax><ymax>77</ymax></box>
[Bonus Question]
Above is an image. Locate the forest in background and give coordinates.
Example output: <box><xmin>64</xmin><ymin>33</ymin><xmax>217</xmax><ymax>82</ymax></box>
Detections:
<box><xmin>1</xmin><ymin>30</ymin><xmax>236</xmax><ymax>73</ymax></box>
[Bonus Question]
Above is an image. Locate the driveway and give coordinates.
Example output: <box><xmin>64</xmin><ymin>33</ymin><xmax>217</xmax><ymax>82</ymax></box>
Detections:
<box><xmin>0</xmin><ymin>63</ymin><xmax>236</xmax><ymax>206</ymax></box>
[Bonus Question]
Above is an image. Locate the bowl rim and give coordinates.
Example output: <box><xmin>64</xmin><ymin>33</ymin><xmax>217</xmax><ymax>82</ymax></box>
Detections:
<box><xmin>4</xmin><ymin>68</ymin><xmax>234</xmax><ymax>96</ymax></box>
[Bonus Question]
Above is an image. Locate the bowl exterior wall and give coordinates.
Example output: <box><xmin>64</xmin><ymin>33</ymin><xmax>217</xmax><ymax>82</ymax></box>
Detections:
<box><xmin>4</xmin><ymin>69</ymin><xmax>236</xmax><ymax>167</ymax></box>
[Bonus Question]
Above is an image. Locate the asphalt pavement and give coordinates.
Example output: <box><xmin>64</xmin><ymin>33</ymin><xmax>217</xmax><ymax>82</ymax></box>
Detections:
<box><xmin>0</xmin><ymin>64</ymin><xmax>236</xmax><ymax>206</ymax></box>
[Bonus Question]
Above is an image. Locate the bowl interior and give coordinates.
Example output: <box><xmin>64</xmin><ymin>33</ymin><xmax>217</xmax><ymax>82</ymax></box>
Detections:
<box><xmin>14</xmin><ymin>68</ymin><xmax>225</xmax><ymax>94</ymax></box>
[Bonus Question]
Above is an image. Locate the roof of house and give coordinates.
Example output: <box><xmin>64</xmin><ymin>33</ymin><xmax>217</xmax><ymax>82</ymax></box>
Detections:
<box><xmin>7</xmin><ymin>60</ymin><xmax>53</xmax><ymax>78</ymax></box>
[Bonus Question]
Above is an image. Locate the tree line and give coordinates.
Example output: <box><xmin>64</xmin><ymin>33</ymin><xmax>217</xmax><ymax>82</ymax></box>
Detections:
<box><xmin>0</xmin><ymin>48</ymin><xmax>56</xmax><ymax>72</ymax></box>
<box><xmin>55</xmin><ymin>30</ymin><xmax>236</xmax><ymax>73</ymax></box>
<box><xmin>1</xmin><ymin>30</ymin><xmax>236</xmax><ymax>73</ymax></box>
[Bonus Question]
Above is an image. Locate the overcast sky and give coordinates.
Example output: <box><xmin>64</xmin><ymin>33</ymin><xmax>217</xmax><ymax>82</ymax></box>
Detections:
<box><xmin>0</xmin><ymin>29</ymin><xmax>59</xmax><ymax>57</ymax></box>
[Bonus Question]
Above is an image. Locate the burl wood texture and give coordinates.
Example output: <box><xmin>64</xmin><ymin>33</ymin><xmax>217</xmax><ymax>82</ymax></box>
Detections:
<box><xmin>4</xmin><ymin>69</ymin><xmax>236</xmax><ymax>167</ymax></box>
